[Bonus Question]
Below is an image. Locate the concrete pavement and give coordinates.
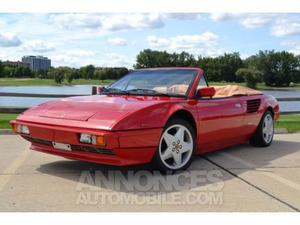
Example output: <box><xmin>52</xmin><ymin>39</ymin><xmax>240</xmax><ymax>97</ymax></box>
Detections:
<box><xmin>0</xmin><ymin>134</ymin><xmax>300</xmax><ymax>212</ymax></box>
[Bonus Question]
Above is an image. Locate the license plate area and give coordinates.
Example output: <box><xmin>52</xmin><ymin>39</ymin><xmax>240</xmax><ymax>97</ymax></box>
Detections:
<box><xmin>52</xmin><ymin>142</ymin><xmax>72</xmax><ymax>151</ymax></box>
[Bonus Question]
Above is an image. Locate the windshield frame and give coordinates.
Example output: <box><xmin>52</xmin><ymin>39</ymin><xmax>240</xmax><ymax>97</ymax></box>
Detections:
<box><xmin>103</xmin><ymin>68</ymin><xmax>199</xmax><ymax>98</ymax></box>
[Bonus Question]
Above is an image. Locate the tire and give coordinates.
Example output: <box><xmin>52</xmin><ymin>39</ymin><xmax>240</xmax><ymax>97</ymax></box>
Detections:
<box><xmin>250</xmin><ymin>111</ymin><xmax>274</xmax><ymax>147</ymax></box>
<box><xmin>152</xmin><ymin>118</ymin><xmax>196</xmax><ymax>173</ymax></box>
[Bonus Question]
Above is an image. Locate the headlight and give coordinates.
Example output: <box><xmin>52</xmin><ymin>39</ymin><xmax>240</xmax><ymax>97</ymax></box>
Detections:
<box><xmin>13</xmin><ymin>124</ymin><xmax>30</xmax><ymax>134</ymax></box>
<box><xmin>80</xmin><ymin>134</ymin><xmax>105</xmax><ymax>146</ymax></box>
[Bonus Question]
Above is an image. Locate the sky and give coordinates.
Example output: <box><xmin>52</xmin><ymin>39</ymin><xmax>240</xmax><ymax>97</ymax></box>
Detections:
<box><xmin>0</xmin><ymin>13</ymin><xmax>300</xmax><ymax>68</ymax></box>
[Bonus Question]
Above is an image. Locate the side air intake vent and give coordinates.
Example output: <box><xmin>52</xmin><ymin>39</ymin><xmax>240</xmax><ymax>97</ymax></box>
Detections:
<box><xmin>247</xmin><ymin>99</ymin><xmax>261</xmax><ymax>113</ymax></box>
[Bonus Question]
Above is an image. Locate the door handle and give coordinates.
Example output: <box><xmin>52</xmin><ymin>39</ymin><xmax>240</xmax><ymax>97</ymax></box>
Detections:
<box><xmin>235</xmin><ymin>103</ymin><xmax>242</xmax><ymax>108</ymax></box>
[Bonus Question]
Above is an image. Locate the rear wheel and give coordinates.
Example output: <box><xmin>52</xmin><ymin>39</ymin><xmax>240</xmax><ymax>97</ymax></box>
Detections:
<box><xmin>250</xmin><ymin>111</ymin><xmax>274</xmax><ymax>147</ymax></box>
<box><xmin>152</xmin><ymin>119</ymin><xmax>196</xmax><ymax>173</ymax></box>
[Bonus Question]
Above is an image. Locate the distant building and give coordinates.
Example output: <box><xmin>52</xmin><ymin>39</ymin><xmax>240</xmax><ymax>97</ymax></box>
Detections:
<box><xmin>22</xmin><ymin>56</ymin><xmax>51</xmax><ymax>70</ymax></box>
<box><xmin>2</xmin><ymin>60</ymin><xmax>30</xmax><ymax>68</ymax></box>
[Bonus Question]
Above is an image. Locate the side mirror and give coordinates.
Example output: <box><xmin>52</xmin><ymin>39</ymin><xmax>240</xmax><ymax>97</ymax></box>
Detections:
<box><xmin>197</xmin><ymin>87</ymin><xmax>216</xmax><ymax>98</ymax></box>
<box><xmin>98</xmin><ymin>86</ymin><xmax>106</xmax><ymax>93</ymax></box>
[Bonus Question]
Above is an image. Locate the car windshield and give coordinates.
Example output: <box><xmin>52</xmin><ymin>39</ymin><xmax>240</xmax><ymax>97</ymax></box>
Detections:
<box><xmin>104</xmin><ymin>69</ymin><xmax>197</xmax><ymax>97</ymax></box>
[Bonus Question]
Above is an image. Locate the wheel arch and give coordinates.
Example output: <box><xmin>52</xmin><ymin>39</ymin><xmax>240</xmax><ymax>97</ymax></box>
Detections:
<box><xmin>166</xmin><ymin>109</ymin><xmax>197</xmax><ymax>134</ymax></box>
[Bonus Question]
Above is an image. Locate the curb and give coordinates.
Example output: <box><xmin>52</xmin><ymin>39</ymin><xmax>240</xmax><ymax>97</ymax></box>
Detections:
<box><xmin>274</xmin><ymin>128</ymin><xmax>289</xmax><ymax>134</ymax></box>
<box><xmin>0</xmin><ymin>129</ymin><xmax>14</xmax><ymax>135</ymax></box>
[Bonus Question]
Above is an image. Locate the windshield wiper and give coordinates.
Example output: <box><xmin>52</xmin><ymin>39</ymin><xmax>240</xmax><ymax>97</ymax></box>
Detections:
<box><xmin>100</xmin><ymin>87</ymin><xmax>128</xmax><ymax>95</ymax></box>
<box><xmin>101</xmin><ymin>87</ymin><xmax>181</xmax><ymax>97</ymax></box>
<box><xmin>126</xmin><ymin>88</ymin><xmax>170</xmax><ymax>96</ymax></box>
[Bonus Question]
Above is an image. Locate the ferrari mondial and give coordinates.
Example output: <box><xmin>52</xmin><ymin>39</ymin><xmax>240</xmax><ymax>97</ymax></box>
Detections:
<box><xmin>11</xmin><ymin>67</ymin><xmax>280</xmax><ymax>172</ymax></box>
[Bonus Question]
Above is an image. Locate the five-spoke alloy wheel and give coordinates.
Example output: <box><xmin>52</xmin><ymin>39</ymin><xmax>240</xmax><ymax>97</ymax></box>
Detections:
<box><xmin>153</xmin><ymin>119</ymin><xmax>196</xmax><ymax>172</ymax></box>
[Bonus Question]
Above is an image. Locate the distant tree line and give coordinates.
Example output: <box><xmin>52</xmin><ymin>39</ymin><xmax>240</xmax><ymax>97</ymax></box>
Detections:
<box><xmin>0</xmin><ymin>62</ymin><xmax>129</xmax><ymax>84</ymax></box>
<box><xmin>45</xmin><ymin>66</ymin><xmax>129</xmax><ymax>84</ymax></box>
<box><xmin>0</xmin><ymin>62</ymin><xmax>33</xmax><ymax>78</ymax></box>
<box><xmin>135</xmin><ymin>49</ymin><xmax>300</xmax><ymax>88</ymax></box>
<box><xmin>1</xmin><ymin>49</ymin><xmax>299</xmax><ymax>87</ymax></box>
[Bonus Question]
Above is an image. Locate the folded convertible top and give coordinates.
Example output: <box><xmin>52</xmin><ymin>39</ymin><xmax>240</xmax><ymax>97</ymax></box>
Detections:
<box><xmin>211</xmin><ymin>85</ymin><xmax>262</xmax><ymax>98</ymax></box>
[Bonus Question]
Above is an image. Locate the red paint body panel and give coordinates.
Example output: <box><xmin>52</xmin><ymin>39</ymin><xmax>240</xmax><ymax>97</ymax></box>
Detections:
<box><xmin>10</xmin><ymin>67</ymin><xmax>280</xmax><ymax>166</ymax></box>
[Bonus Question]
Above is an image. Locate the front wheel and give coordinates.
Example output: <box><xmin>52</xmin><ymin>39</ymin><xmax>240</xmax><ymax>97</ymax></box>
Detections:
<box><xmin>250</xmin><ymin>111</ymin><xmax>274</xmax><ymax>147</ymax></box>
<box><xmin>152</xmin><ymin>119</ymin><xmax>196</xmax><ymax>173</ymax></box>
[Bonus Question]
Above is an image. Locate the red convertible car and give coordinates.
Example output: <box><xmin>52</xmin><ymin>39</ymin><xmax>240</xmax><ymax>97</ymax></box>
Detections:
<box><xmin>11</xmin><ymin>67</ymin><xmax>280</xmax><ymax>172</ymax></box>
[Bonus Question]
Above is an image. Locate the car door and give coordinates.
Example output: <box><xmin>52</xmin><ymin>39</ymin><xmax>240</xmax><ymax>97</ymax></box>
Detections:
<box><xmin>194</xmin><ymin>76</ymin><xmax>246</xmax><ymax>154</ymax></box>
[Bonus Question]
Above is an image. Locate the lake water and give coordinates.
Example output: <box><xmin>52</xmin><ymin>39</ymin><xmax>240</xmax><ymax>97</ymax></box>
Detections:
<box><xmin>0</xmin><ymin>85</ymin><xmax>300</xmax><ymax>112</ymax></box>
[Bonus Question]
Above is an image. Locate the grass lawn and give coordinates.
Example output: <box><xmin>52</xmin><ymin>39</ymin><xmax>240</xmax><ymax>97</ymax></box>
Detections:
<box><xmin>0</xmin><ymin>113</ymin><xmax>18</xmax><ymax>129</ymax></box>
<box><xmin>0</xmin><ymin>78</ymin><xmax>114</xmax><ymax>86</ymax></box>
<box><xmin>275</xmin><ymin>114</ymin><xmax>300</xmax><ymax>133</ymax></box>
<box><xmin>1</xmin><ymin>113</ymin><xmax>300</xmax><ymax>132</ymax></box>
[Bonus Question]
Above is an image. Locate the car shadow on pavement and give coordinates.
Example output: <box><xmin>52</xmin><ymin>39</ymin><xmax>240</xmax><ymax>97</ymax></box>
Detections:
<box><xmin>36</xmin><ymin>139</ymin><xmax>300</xmax><ymax>196</ymax></box>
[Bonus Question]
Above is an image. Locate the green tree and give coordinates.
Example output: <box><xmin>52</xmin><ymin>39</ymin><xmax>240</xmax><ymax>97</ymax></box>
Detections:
<box><xmin>52</xmin><ymin>67</ymin><xmax>70</xmax><ymax>84</ymax></box>
<box><xmin>134</xmin><ymin>49</ymin><xmax>172</xmax><ymax>68</ymax></box>
<box><xmin>170</xmin><ymin>51</ymin><xmax>197</xmax><ymax>66</ymax></box>
<box><xmin>80</xmin><ymin>65</ymin><xmax>95</xmax><ymax>79</ymax></box>
<box><xmin>292</xmin><ymin>55</ymin><xmax>300</xmax><ymax>83</ymax></box>
<box><xmin>65</xmin><ymin>69</ymin><xmax>74</xmax><ymax>84</ymax></box>
<box><xmin>198</xmin><ymin>57</ymin><xmax>222</xmax><ymax>81</ymax></box>
<box><xmin>135</xmin><ymin>49</ymin><xmax>197</xmax><ymax>68</ymax></box>
<box><xmin>247</xmin><ymin>50</ymin><xmax>298</xmax><ymax>87</ymax></box>
<box><xmin>218</xmin><ymin>53</ymin><xmax>244</xmax><ymax>82</ymax></box>
<box><xmin>2</xmin><ymin>66</ymin><xmax>14</xmax><ymax>77</ymax></box>
<box><xmin>94</xmin><ymin>68</ymin><xmax>106</xmax><ymax>80</ymax></box>
<box><xmin>236</xmin><ymin>68</ymin><xmax>262</xmax><ymax>89</ymax></box>
<box><xmin>0</xmin><ymin>61</ymin><xmax>3</xmax><ymax>77</ymax></box>
<box><xmin>54</xmin><ymin>72</ymin><xmax>64</xmax><ymax>84</ymax></box>
<box><xmin>34</xmin><ymin>69</ymin><xmax>48</xmax><ymax>79</ymax></box>
<box><xmin>71</xmin><ymin>69</ymin><xmax>80</xmax><ymax>79</ymax></box>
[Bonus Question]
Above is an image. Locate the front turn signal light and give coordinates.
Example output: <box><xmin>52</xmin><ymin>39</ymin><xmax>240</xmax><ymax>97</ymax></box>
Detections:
<box><xmin>94</xmin><ymin>135</ymin><xmax>105</xmax><ymax>146</ymax></box>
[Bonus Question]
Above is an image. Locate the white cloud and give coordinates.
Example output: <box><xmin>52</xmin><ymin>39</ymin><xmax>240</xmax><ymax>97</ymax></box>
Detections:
<box><xmin>210</xmin><ymin>13</ymin><xmax>273</xmax><ymax>29</ymax></box>
<box><xmin>147</xmin><ymin>32</ymin><xmax>218</xmax><ymax>49</ymax></box>
<box><xmin>271</xmin><ymin>19</ymin><xmax>300</xmax><ymax>37</ymax></box>
<box><xmin>240</xmin><ymin>16</ymin><xmax>272</xmax><ymax>29</ymax></box>
<box><xmin>50</xmin><ymin>50</ymin><xmax>96</xmax><ymax>67</ymax></box>
<box><xmin>280</xmin><ymin>41</ymin><xmax>300</xmax><ymax>55</ymax></box>
<box><xmin>50</xmin><ymin>13</ymin><xmax>164</xmax><ymax>31</ymax></box>
<box><xmin>166</xmin><ymin>13</ymin><xmax>201</xmax><ymax>20</ymax></box>
<box><xmin>210</xmin><ymin>13</ymin><xmax>239</xmax><ymax>22</ymax></box>
<box><xmin>49</xmin><ymin>14</ymin><xmax>102</xmax><ymax>29</ymax></box>
<box><xmin>146</xmin><ymin>32</ymin><xmax>223</xmax><ymax>57</ymax></box>
<box><xmin>100</xmin><ymin>53</ymin><xmax>134</xmax><ymax>67</ymax></box>
<box><xmin>101</xmin><ymin>13</ymin><xmax>163</xmax><ymax>31</ymax></box>
<box><xmin>21</xmin><ymin>40</ymin><xmax>55</xmax><ymax>53</ymax></box>
<box><xmin>0</xmin><ymin>32</ymin><xmax>22</xmax><ymax>47</ymax></box>
<box><xmin>210</xmin><ymin>13</ymin><xmax>300</xmax><ymax>36</ymax></box>
<box><xmin>0</xmin><ymin>19</ymin><xmax>6</xmax><ymax>28</ymax></box>
<box><xmin>107</xmin><ymin>37</ymin><xmax>127</xmax><ymax>46</ymax></box>
<box><xmin>50</xmin><ymin>51</ymin><xmax>134</xmax><ymax>68</ymax></box>
<box><xmin>64</xmin><ymin>50</ymin><xmax>95</xmax><ymax>57</ymax></box>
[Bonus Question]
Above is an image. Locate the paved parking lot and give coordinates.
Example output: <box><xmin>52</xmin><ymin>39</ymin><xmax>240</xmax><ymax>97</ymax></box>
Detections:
<box><xmin>0</xmin><ymin>134</ymin><xmax>300</xmax><ymax>212</ymax></box>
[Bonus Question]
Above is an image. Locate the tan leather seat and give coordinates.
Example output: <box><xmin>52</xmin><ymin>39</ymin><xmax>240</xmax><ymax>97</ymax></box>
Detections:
<box><xmin>153</xmin><ymin>84</ymin><xmax>189</xmax><ymax>95</ymax></box>
<box><xmin>168</xmin><ymin>84</ymin><xmax>189</xmax><ymax>95</ymax></box>
<box><xmin>153</xmin><ymin>86</ymin><xmax>168</xmax><ymax>93</ymax></box>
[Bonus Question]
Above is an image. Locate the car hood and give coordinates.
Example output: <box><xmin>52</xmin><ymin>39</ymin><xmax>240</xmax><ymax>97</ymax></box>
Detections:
<box><xmin>19</xmin><ymin>95</ymin><xmax>179</xmax><ymax>130</ymax></box>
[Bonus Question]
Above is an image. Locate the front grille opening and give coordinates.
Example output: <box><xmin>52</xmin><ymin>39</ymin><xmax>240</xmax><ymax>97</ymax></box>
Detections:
<box><xmin>23</xmin><ymin>136</ymin><xmax>114</xmax><ymax>155</ymax></box>
<box><xmin>247</xmin><ymin>99</ymin><xmax>261</xmax><ymax>113</ymax></box>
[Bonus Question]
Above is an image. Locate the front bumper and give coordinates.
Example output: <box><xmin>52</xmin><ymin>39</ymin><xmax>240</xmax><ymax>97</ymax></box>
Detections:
<box><xmin>10</xmin><ymin>120</ymin><xmax>162</xmax><ymax>166</ymax></box>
